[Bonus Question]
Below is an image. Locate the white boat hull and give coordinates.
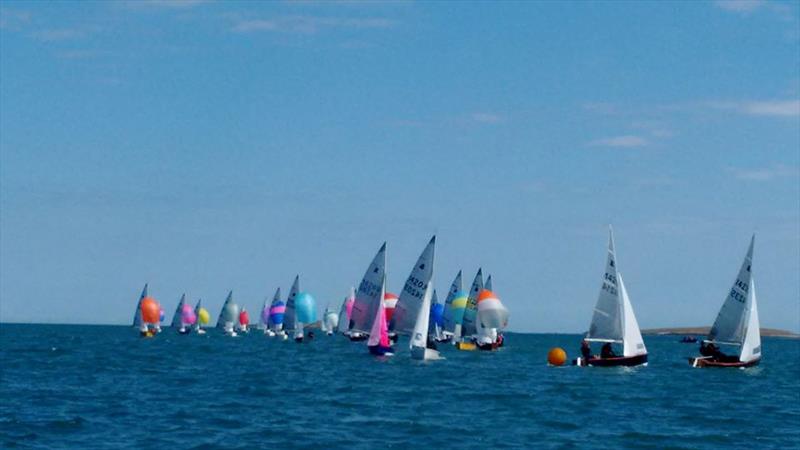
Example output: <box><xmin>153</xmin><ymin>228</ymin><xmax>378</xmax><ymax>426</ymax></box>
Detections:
<box><xmin>411</xmin><ymin>345</ymin><xmax>441</xmax><ymax>360</ymax></box>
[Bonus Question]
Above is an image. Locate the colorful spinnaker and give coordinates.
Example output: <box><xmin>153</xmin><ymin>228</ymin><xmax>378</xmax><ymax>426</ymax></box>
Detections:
<box><xmin>194</xmin><ymin>299</ymin><xmax>210</xmax><ymax>334</ymax></box>
<box><xmin>367</xmin><ymin>275</ymin><xmax>393</xmax><ymax>356</ymax></box>
<box><xmin>238</xmin><ymin>307</ymin><xmax>250</xmax><ymax>332</ymax></box>
<box><xmin>268</xmin><ymin>287</ymin><xmax>285</xmax><ymax>335</ymax></box>
<box><xmin>294</xmin><ymin>292</ymin><xmax>317</xmax><ymax>341</ymax></box>
<box><xmin>384</xmin><ymin>292</ymin><xmax>398</xmax><ymax>324</ymax></box>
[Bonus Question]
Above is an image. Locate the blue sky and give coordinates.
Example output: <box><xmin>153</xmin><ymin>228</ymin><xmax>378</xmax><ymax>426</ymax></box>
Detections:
<box><xmin>1</xmin><ymin>0</ymin><xmax>798</xmax><ymax>332</ymax></box>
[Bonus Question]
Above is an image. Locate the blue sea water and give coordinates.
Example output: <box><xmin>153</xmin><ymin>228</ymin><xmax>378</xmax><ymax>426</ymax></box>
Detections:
<box><xmin>1</xmin><ymin>324</ymin><xmax>799</xmax><ymax>449</ymax></box>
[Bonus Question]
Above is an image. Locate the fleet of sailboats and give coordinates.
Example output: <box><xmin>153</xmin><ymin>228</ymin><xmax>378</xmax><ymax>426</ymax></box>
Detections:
<box><xmin>130</xmin><ymin>230</ymin><xmax>769</xmax><ymax>369</ymax></box>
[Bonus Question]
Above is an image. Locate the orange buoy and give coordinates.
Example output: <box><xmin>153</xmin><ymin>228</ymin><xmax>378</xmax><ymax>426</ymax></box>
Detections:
<box><xmin>548</xmin><ymin>347</ymin><xmax>567</xmax><ymax>366</ymax></box>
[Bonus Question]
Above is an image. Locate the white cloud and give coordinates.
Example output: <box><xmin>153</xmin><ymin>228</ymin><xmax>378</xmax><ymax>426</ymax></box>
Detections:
<box><xmin>728</xmin><ymin>164</ymin><xmax>799</xmax><ymax>181</ymax></box>
<box><xmin>589</xmin><ymin>135</ymin><xmax>649</xmax><ymax>148</ymax></box>
<box><xmin>128</xmin><ymin>0</ymin><xmax>211</xmax><ymax>9</ymax></box>
<box><xmin>232</xmin><ymin>16</ymin><xmax>395</xmax><ymax>34</ymax></box>
<box><xmin>714</xmin><ymin>0</ymin><xmax>765</xmax><ymax>13</ymax></box>
<box><xmin>741</xmin><ymin>100</ymin><xmax>800</xmax><ymax>117</ymax></box>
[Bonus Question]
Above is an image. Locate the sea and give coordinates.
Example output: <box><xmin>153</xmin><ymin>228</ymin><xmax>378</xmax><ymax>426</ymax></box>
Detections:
<box><xmin>1</xmin><ymin>324</ymin><xmax>798</xmax><ymax>449</ymax></box>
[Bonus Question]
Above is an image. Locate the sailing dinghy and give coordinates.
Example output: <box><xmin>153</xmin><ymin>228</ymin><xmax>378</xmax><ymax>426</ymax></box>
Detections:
<box><xmin>441</xmin><ymin>271</ymin><xmax>466</xmax><ymax>344</ymax></box>
<box><xmin>410</xmin><ymin>281</ymin><xmax>441</xmax><ymax>360</ymax></box>
<box><xmin>266</xmin><ymin>287</ymin><xmax>284</xmax><ymax>337</ymax></box>
<box><xmin>690</xmin><ymin>235</ymin><xmax>761</xmax><ymax>368</ymax></box>
<box><xmin>322</xmin><ymin>304</ymin><xmax>339</xmax><ymax>336</ymax></box>
<box><xmin>475</xmin><ymin>289</ymin><xmax>509</xmax><ymax>351</ymax></box>
<box><xmin>574</xmin><ymin>228</ymin><xmax>648</xmax><ymax>367</ymax></box>
<box><xmin>335</xmin><ymin>288</ymin><xmax>355</xmax><ymax>336</ymax></box>
<box><xmin>367</xmin><ymin>275</ymin><xmax>393</xmax><ymax>356</ymax></box>
<box><xmin>171</xmin><ymin>293</ymin><xmax>195</xmax><ymax>334</ymax></box>
<box><xmin>216</xmin><ymin>291</ymin><xmax>240</xmax><ymax>337</ymax></box>
<box><xmin>238</xmin><ymin>307</ymin><xmax>250</xmax><ymax>333</ymax></box>
<box><xmin>456</xmin><ymin>269</ymin><xmax>483</xmax><ymax>350</ymax></box>
<box><xmin>193</xmin><ymin>299</ymin><xmax>210</xmax><ymax>334</ymax></box>
<box><xmin>349</xmin><ymin>243</ymin><xmax>386</xmax><ymax>342</ymax></box>
<box><xmin>389</xmin><ymin>236</ymin><xmax>436</xmax><ymax>337</ymax></box>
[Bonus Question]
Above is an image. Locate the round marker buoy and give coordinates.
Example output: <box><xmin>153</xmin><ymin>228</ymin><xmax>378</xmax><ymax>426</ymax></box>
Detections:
<box><xmin>548</xmin><ymin>347</ymin><xmax>567</xmax><ymax>366</ymax></box>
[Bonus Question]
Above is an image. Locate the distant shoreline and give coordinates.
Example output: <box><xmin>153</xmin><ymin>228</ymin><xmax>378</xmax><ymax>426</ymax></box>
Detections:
<box><xmin>642</xmin><ymin>327</ymin><xmax>800</xmax><ymax>338</ymax></box>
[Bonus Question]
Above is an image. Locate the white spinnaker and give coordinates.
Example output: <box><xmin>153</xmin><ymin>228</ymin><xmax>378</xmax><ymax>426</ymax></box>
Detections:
<box><xmin>323</xmin><ymin>304</ymin><xmax>339</xmax><ymax>332</ymax></box>
<box><xmin>619</xmin><ymin>274</ymin><xmax>646</xmax><ymax>357</ymax></box>
<box><xmin>586</xmin><ymin>228</ymin><xmax>623</xmax><ymax>343</ymax></box>
<box><xmin>708</xmin><ymin>236</ymin><xmax>754</xmax><ymax>345</ymax></box>
<box><xmin>350</xmin><ymin>243</ymin><xmax>386</xmax><ymax>333</ymax></box>
<box><xmin>391</xmin><ymin>236</ymin><xmax>436</xmax><ymax>334</ymax></box>
<box><xmin>411</xmin><ymin>282</ymin><xmax>434</xmax><ymax>351</ymax></box>
<box><xmin>171</xmin><ymin>294</ymin><xmax>186</xmax><ymax>327</ymax></box>
<box><xmin>284</xmin><ymin>276</ymin><xmax>300</xmax><ymax>332</ymax></box>
<box><xmin>461</xmin><ymin>268</ymin><xmax>484</xmax><ymax>337</ymax></box>
<box><xmin>133</xmin><ymin>284</ymin><xmax>147</xmax><ymax>327</ymax></box>
<box><xmin>738</xmin><ymin>279</ymin><xmax>762</xmax><ymax>363</ymax></box>
<box><xmin>217</xmin><ymin>291</ymin><xmax>239</xmax><ymax>331</ymax></box>
<box><xmin>442</xmin><ymin>270</ymin><xmax>462</xmax><ymax>335</ymax></box>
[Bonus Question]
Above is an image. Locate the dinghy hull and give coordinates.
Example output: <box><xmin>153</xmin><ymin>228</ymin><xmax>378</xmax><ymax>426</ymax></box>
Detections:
<box><xmin>410</xmin><ymin>346</ymin><xmax>440</xmax><ymax>360</ymax></box>
<box><xmin>368</xmin><ymin>345</ymin><xmax>394</xmax><ymax>356</ymax></box>
<box><xmin>574</xmin><ymin>354</ymin><xmax>648</xmax><ymax>367</ymax></box>
<box><xmin>689</xmin><ymin>357</ymin><xmax>760</xmax><ymax>368</ymax></box>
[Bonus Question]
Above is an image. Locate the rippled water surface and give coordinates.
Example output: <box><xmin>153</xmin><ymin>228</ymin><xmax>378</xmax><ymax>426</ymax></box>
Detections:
<box><xmin>1</xmin><ymin>324</ymin><xmax>799</xmax><ymax>449</ymax></box>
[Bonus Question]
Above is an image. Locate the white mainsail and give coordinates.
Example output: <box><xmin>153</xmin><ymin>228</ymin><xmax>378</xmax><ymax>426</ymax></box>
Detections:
<box><xmin>350</xmin><ymin>243</ymin><xmax>387</xmax><ymax>334</ymax></box>
<box><xmin>708</xmin><ymin>235</ymin><xmax>761</xmax><ymax>362</ymax></box>
<box><xmin>284</xmin><ymin>275</ymin><xmax>300</xmax><ymax>332</ymax></box>
<box><xmin>132</xmin><ymin>283</ymin><xmax>148</xmax><ymax>327</ymax></box>
<box><xmin>461</xmin><ymin>268</ymin><xmax>483</xmax><ymax>338</ymax></box>
<box><xmin>708</xmin><ymin>235</ymin><xmax>754</xmax><ymax>345</ymax></box>
<box><xmin>586</xmin><ymin>229</ymin><xmax>623</xmax><ymax>343</ymax></box>
<box><xmin>410</xmin><ymin>281</ymin><xmax>439</xmax><ymax>360</ymax></box>
<box><xmin>485</xmin><ymin>274</ymin><xmax>493</xmax><ymax>292</ymax></box>
<box><xmin>391</xmin><ymin>236</ymin><xmax>436</xmax><ymax>334</ymax></box>
<box><xmin>171</xmin><ymin>293</ymin><xmax>186</xmax><ymax>328</ymax></box>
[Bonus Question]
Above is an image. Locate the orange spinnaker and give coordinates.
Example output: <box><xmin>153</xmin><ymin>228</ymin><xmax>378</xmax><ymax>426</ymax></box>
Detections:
<box><xmin>141</xmin><ymin>297</ymin><xmax>160</xmax><ymax>323</ymax></box>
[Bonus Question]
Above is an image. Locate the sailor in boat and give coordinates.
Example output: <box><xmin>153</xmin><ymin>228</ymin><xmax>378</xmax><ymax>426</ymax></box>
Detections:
<box><xmin>426</xmin><ymin>336</ymin><xmax>438</xmax><ymax>351</ymax></box>
<box><xmin>600</xmin><ymin>343</ymin><xmax>617</xmax><ymax>358</ymax></box>
<box><xmin>497</xmin><ymin>333</ymin><xmax>504</xmax><ymax>347</ymax></box>
<box><xmin>698</xmin><ymin>341</ymin><xmax>737</xmax><ymax>363</ymax></box>
<box><xmin>580</xmin><ymin>340</ymin><xmax>592</xmax><ymax>360</ymax></box>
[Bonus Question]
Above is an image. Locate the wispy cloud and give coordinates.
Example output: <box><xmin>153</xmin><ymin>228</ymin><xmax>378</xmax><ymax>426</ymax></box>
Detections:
<box><xmin>589</xmin><ymin>135</ymin><xmax>649</xmax><ymax>148</ymax></box>
<box><xmin>470</xmin><ymin>112</ymin><xmax>505</xmax><ymax>124</ymax></box>
<box><xmin>126</xmin><ymin>0</ymin><xmax>211</xmax><ymax>9</ymax></box>
<box><xmin>31</xmin><ymin>28</ymin><xmax>87</xmax><ymax>42</ymax></box>
<box><xmin>727</xmin><ymin>164</ymin><xmax>799</xmax><ymax>181</ymax></box>
<box><xmin>232</xmin><ymin>15</ymin><xmax>395</xmax><ymax>34</ymax></box>
<box><xmin>0</xmin><ymin>8</ymin><xmax>31</xmax><ymax>31</ymax></box>
<box><xmin>707</xmin><ymin>99</ymin><xmax>800</xmax><ymax>117</ymax></box>
<box><xmin>714</xmin><ymin>0</ymin><xmax>765</xmax><ymax>13</ymax></box>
